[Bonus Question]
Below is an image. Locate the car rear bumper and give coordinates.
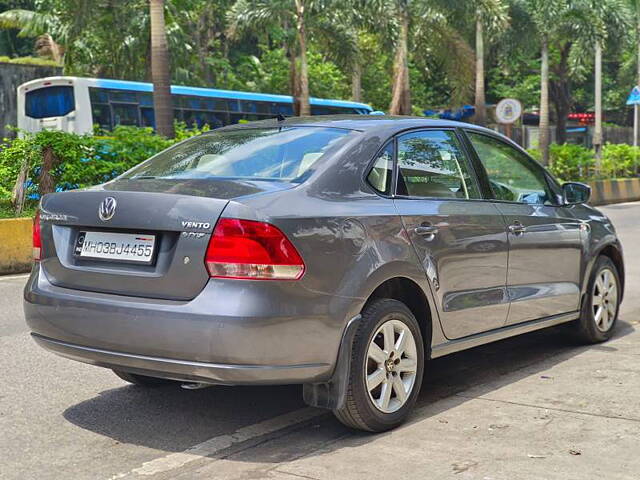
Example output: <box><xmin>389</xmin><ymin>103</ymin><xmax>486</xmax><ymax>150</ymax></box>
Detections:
<box><xmin>31</xmin><ymin>333</ymin><xmax>329</xmax><ymax>384</ymax></box>
<box><xmin>24</xmin><ymin>265</ymin><xmax>358</xmax><ymax>385</ymax></box>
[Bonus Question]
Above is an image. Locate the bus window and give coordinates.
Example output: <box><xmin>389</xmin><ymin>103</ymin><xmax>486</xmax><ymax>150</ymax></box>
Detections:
<box><xmin>141</xmin><ymin>107</ymin><xmax>155</xmax><ymax>128</ymax></box>
<box><xmin>230</xmin><ymin>113</ymin><xmax>243</xmax><ymax>124</ymax></box>
<box><xmin>240</xmin><ymin>100</ymin><xmax>257</xmax><ymax>113</ymax></box>
<box><xmin>242</xmin><ymin>101</ymin><xmax>270</xmax><ymax>114</ymax></box>
<box><xmin>112</xmin><ymin>104</ymin><xmax>139</xmax><ymax>126</ymax></box>
<box><xmin>25</xmin><ymin>86</ymin><xmax>75</xmax><ymax>119</ymax></box>
<box><xmin>139</xmin><ymin>93</ymin><xmax>153</xmax><ymax>106</ymax></box>
<box><xmin>89</xmin><ymin>87</ymin><xmax>109</xmax><ymax>104</ymax></box>
<box><xmin>204</xmin><ymin>112</ymin><xmax>224</xmax><ymax>128</ymax></box>
<box><xmin>110</xmin><ymin>90</ymin><xmax>138</xmax><ymax>103</ymax></box>
<box><xmin>311</xmin><ymin>106</ymin><xmax>330</xmax><ymax>115</ymax></box>
<box><xmin>92</xmin><ymin>104</ymin><xmax>111</xmax><ymax>129</ymax></box>
<box><xmin>272</xmin><ymin>103</ymin><xmax>293</xmax><ymax>116</ymax></box>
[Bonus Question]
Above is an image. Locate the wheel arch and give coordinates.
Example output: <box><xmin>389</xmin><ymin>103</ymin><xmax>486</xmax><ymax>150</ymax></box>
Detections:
<box><xmin>303</xmin><ymin>275</ymin><xmax>437</xmax><ymax>411</ymax></box>
<box><xmin>588</xmin><ymin>242</ymin><xmax>625</xmax><ymax>303</ymax></box>
<box><xmin>363</xmin><ymin>276</ymin><xmax>434</xmax><ymax>359</ymax></box>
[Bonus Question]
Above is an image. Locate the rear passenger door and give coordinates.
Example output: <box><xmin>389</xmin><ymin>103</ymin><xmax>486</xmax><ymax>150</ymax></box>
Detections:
<box><xmin>464</xmin><ymin>131</ymin><xmax>584</xmax><ymax>325</ymax></box>
<box><xmin>391</xmin><ymin>129</ymin><xmax>510</xmax><ymax>339</ymax></box>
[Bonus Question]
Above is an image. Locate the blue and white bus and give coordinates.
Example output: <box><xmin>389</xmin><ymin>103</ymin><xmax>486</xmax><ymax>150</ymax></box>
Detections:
<box><xmin>17</xmin><ymin>77</ymin><xmax>374</xmax><ymax>135</ymax></box>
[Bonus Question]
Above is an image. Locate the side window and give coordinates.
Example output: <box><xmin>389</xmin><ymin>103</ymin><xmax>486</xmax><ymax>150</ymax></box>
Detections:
<box><xmin>367</xmin><ymin>143</ymin><xmax>394</xmax><ymax>195</ymax></box>
<box><xmin>467</xmin><ymin>132</ymin><xmax>556</xmax><ymax>205</ymax></box>
<box><xmin>396</xmin><ymin>130</ymin><xmax>481</xmax><ymax>199</ymax></box>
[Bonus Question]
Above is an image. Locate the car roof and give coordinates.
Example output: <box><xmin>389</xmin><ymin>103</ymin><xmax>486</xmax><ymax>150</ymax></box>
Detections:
<box><xmin>215</xmin><ymin>115</ymin><xmax>497</xmax><ymax>135</ymax></box>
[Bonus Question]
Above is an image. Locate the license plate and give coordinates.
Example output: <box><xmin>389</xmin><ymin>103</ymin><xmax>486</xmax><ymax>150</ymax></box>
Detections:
<box><xmin>75</xmin><ymin>231</ymin><xmax>156</xmax><ymax>264</ymax></box>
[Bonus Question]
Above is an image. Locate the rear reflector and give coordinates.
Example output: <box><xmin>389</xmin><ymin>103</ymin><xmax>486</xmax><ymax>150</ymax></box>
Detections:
<box><xmin>33</xmin><ymin>210</ymin><xmax>42</xmax><ymax>261</ymax></box>
<box><xmin>205</xmin><ymin>219</ymin><xmax>305</xmax><ymax>280</ymax></box>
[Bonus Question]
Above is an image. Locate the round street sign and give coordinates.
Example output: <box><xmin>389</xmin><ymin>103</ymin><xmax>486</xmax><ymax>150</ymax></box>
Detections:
<box><xmin>495</xmin><ymin>98</ymin><xmax>523</xmax><ymax>124</ymax></box>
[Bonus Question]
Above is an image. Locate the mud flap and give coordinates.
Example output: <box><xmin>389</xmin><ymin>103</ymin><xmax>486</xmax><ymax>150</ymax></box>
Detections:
<box><xmin>302</xmin><ymin>314</ymin><xmax>361</xmax><ymax>410</ymax></box>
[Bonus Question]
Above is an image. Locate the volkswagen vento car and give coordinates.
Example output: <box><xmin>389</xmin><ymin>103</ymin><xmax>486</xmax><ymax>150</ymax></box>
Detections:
<box><xmin>24</xmin><ymin>116</ymin><xmax>624</xmax><ymax>432</ymax></box>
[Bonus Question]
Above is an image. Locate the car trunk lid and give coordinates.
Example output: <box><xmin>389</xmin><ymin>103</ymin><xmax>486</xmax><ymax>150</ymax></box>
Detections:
<box><xmin>39</xmin><ymin>189</ymin><xmax>229</xmax><ymax>300</ymax></box>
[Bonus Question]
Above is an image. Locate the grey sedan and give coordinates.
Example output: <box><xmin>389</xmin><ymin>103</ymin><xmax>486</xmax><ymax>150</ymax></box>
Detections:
<box><xmin>24</xmin><ymin>116</ymin><xmax>624</xmax><ymax>432</ymax></box>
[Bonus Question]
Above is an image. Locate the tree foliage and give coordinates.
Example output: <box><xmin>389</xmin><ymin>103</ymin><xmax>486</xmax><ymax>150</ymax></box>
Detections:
<box><xmin>0</xmin><ymin>0</ymin><xmax>638</xmax><ymax>124</ymax></box>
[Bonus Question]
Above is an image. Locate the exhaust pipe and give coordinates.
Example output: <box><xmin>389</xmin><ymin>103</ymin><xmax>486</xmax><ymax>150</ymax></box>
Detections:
<box><xmin>180</xmin><ymin>382</ymin><xmax>213</xmax><ymax>390</ymax></box>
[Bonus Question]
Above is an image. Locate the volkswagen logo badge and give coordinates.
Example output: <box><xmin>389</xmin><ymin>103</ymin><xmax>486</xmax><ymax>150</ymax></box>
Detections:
<box><xmin>98</xmin><ymin>197</ymin><xmax>117</xmax><ymax>221</ymax></box>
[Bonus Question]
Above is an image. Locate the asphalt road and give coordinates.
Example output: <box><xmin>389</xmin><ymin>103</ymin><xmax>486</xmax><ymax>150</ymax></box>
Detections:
<box><xmin>2</xmin><ymin>202</ymin><xmax>640</xmax><ymax>480</ymax></box>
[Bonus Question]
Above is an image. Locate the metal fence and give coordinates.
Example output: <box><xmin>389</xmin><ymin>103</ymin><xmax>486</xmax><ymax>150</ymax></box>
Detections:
<box><xmin>493</xmin><ymin>124</ymin><xmax>636</xmax><ymax>149</ymax></box>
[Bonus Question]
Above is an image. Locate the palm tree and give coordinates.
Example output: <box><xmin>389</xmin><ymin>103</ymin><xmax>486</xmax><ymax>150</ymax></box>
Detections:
<box><xmin>594</xmin><ymin>38</ymin><xmax>604</xmax><ymax>161</ymax></box>
<box><xmin>524</xmin><ymin>0</ymin><xmax>570</xmax><ymax>165</ymax></box>
<box><xmin>149</xmin><ymin>0</ymin><xmax>175</xmax><ymax>138</ymax></box>
<box><xmin>228</xmin><ymin>0</ymin><xmax>319</xmax><ymax>115</ymax></box>
<box><xmin>0</xmin><ymin>1</ymin><xmax>97</xmax><ymax>65</ymax></box>
<box><xmin>389</xmin><ymin>0</ymin><xmax>411</xmax><ymax>114</ymax></box>
<box><xmin>384</xmin><ymin>0</ymin><xmax>474</xmax><ymax>115</ymax></box>
<box><xmin>294</xmin><ymin>0</ymin><xmax>310</xmax><ymax>115</ymax></box>
<box><xmin>311</xmin><ymin>5</ymin><xmax>372</xmax><ymax>104</ymax></box>
<box><xmin>579</xmin><ymin>0</ymin><xmax>629</xmax><ymax>163</ymax></box>
<box><xmin>473</xmin><ymin>0</ymin><xmax>509</xmax><ymax>126</ymax></box>
<box><xmin>0</xmin><ymin>8</ymin><xmax>65</xmax><ymax>63</ymax></box>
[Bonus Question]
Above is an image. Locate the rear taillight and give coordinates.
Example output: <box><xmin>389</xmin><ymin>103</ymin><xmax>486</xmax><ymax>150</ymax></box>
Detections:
<box><xmin>205</xmin><ymin>219</ymin><xmax>305</xmax><ymax>280</ymax></box>
<box><xmin>33</xmin><ymin>210</ymin><xmax>42</xmax><ymax>261</ymax></box>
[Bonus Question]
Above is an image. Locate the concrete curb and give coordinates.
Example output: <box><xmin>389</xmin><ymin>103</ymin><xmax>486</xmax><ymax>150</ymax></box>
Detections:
<box><xmin>588</xmin><ymin>178</ymin><xmax>640</xmax><ymax>206</ymax></box>
<box><xmin>0</xmin><ymin>218</ymin><xmax>33</xmax><ymax>275</ymax></box>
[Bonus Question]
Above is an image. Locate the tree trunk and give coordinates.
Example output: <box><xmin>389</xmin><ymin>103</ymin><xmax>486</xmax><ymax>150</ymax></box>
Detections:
<box><xmin>149</xmin><ymin>0</ymin><xmax>174</xmax><ymax>138</ymax></box>
<box><xmin>288</xmin><ymin>47</ymin><xmax>300</xmax><ymax>115</ymax></box>
<box><xmin>594</xmin><ymin>40</ymin><xmax>603</xmax><ymax>166</ymax></box>
<box><xmin>351</xmin><ymin>59</ymin><xmax>362</xmax><ymax>103</ymax></box>
<box><xmin>551</xmin><ymin>94</ymin><xmax>570</xmax><ymax>145</ymax></box>
<box><xmin>549</xmin><ymin>45</ymin><xmax>572</xmax><ymax>145</ymax></box>
<box><xmin>11</xmin><ymin>160</ymin><xmax>28</xmax><ymax>215</ymax></box>
<box><xmin>539</xmin><ymin>37</ymin><xmax>550</xmax><ymax>165</ymax></box>
<box><xmin>39</xmin><ymin>146</ymin><xmax>59</xmax><ymax>197</ymax></box>
<box><xmin>284</xmin><ymin>18</ymin><xmax>299</xmax><ymax>115</ymax></box>
<box><xmin>474</xmin><ymin>15</ymin><xmax>486</xmax><ymax>126</ymax></box>
<box><xmin>294</xmin><ymin>0</ymin><xmax>310</xmax><ymax>116</ymax></box>
<box><xmin>389</xmin><ymin>1</ymin><xmax>411</xmax><ymax>115</ymax></box>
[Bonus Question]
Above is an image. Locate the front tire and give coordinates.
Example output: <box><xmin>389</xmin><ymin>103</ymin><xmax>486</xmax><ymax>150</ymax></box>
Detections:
<box><xmin>574</xmin><ymin>255</ymin><xmax>621</xmax><ymax>343</ymax></box>
<box><xmin>113</xmin><ymin>369</ymin><xmax>176</xmax><ymax>387</ymax></box>
<box><xmin>333</xmin><ymin>298</ymin><xmax>424</xmax><ymax>432</ymax></box>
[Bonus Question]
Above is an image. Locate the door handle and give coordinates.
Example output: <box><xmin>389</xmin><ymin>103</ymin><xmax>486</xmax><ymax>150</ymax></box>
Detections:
<box><xmin>414</xmin><ymin>225</ymin><xmax>439</xmax><ymax>237</ymax></box>
<box><xmin>508</xmin><ymin>221</ymin><xmax>526</xmax><ymax>235</ymax></box>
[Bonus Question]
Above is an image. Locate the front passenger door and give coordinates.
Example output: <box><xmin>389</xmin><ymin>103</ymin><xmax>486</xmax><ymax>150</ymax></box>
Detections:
<box><xmin>466</xmin><ymin>131</ymin><xmax>584</xmax><ymax>325</ymax></box>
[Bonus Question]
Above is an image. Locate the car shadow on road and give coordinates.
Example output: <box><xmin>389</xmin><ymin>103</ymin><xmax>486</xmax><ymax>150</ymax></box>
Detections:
<box><xmin>63</xmin><ymin>319</ymin><xmax>635</xmax><ymax>459</ymax></box>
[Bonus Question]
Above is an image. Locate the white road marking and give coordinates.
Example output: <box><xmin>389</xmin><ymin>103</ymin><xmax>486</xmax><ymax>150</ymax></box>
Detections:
<box><xmin>109</xmin><ymin>407</ymin><xmax>324</xmax><ymax>479</ymax></box>
<box><xmin>0</xmin><ymin>273</ymin><xmax>29</xmax><ymax>281</ymax></box>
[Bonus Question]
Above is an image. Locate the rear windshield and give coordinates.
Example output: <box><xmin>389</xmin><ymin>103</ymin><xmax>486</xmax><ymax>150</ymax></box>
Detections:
<box><xmin>25</xmin><ymin>86</ymin><xmax>75</xmax><ymax>119</ymax></box>
<box><xmin>122</xmin><ymin>127</ymin><xmax>356</xmax><ymax>182</ymax></box>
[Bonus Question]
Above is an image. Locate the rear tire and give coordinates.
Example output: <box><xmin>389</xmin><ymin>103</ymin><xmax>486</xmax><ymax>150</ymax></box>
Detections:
<box><xmin>333</xmin><ymin>298</ymin><xmax>424</xmax><ymax>432</ymax></box>
<box><xmin>113</xmin><ymin>369</ymin><xmax>176</xmax><ymax>387</ymax></box>
<box><xmin>574</xmin><ymin>255</ymin><xmax>621</xmax><ymax>343</ymax></box>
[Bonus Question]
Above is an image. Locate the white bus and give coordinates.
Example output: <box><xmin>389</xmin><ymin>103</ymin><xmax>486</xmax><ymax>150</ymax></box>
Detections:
<box><xmin>17</xmin><ymin>76</ymin><xmax>374</xmax><ymax>135</ymax></box>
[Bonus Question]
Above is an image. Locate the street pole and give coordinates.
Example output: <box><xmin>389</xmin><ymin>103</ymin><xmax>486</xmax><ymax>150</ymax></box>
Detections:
<box><xmin>635</xmin><ymin>103</ymin><xmax>639</xmax><ymax>147</ymax></box>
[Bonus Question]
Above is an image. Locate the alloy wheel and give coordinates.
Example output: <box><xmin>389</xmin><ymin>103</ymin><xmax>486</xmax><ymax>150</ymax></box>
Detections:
<box><xmin>365</xmin><ymin>319</ymin><xmax>418</xmax><ymax>413</ymax></box>
<box><xmin>593</xmin><ymin>268</ymin><xmax>618</xmax><ymax>332</ymax></box>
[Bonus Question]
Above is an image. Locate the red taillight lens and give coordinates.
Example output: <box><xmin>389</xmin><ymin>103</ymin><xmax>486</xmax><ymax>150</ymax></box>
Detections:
<box><xmin>33</xmin><ymin>210</ymin><xmax>42</xmax><ymax>261</ymax></box>
<box><xmin>205</xmin><ymin>219</ymin><xmax>305</xmax><ymax>280</ymax></box>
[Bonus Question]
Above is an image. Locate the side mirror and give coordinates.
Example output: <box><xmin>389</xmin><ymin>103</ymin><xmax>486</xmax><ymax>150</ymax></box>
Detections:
<box><xmin>562</xmin><ymin>182</ymin><xmax>591</xmax><ymax>205</ymax></box>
